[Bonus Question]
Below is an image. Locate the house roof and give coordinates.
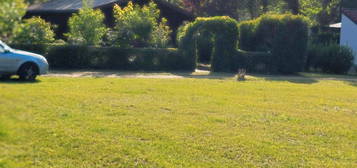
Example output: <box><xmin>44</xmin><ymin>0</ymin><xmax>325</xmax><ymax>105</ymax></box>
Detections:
<box><xmin>28</xmin><ymin>0</ymin><xmax>120</xmax><ymax>12</ymax></box>
<box><xmin>342</xmin><ymin>8</ymin><xmax>357</xmax><ymax>25</ymax></box>
<box><xmin>27</xmin><ymin>0</ymin><xmax>193</xmax><ymax>18</ymax></box>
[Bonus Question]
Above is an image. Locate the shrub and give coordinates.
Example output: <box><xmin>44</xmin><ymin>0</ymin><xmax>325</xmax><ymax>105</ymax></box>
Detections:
<box><xmin>232</xmin><ymin>50</ymin><xmax>272</xmax><ymax>73</ymax></box>
<box><xmin>0</xmin><ymin>0</ymin><xmax>27</xmax><ymax>42</ymax></box>
<box><xmin>111</xmin><ymin>1</ymin><xmax>172</xmax><ymax>48</ymax></box>
<box><xmin>307</xmin><ymin>44</ymin><xmax>354</xmax><ymax>74</ymax></box>
<box><xmin>44</xmin><ymin>45</ymin><xmax>191</xmax><ymax>71</ymax></box>
<box><xmin>310</xmin><ymin>31</ymin><xmax>339</xmax><ymax>45</ymax></box>
<box><xmin>9</xmin><ymin>43</ymin><xmax>49</xmax><ymax>56</ymax></box>
<box><xmin>13</xmin><ymin>17</ymin><xmax>55</xmax><ymax>44</ymax></box>
<box><xmin>178</xmin><ymin>16</ymin><xmax>239</xmax><ymax>72</ymax></box>
<box><xmin>238</xmin><ymin>20</ymin><xmax>258</xmax><ymax>51</ymax></box>
<box><xmin>270</xmin><ymin>15</ymin><xmax>309</xmax><ymax>74</ymax></box>
<box><xmin>237</xmin><ymin>14</ymin><xmax>309</xmax><ymax>74</ymax></box>
<box><xmin>66</xmin><ymin>7</ymin><xmax>108</xmax><ymax>45</ymax></box>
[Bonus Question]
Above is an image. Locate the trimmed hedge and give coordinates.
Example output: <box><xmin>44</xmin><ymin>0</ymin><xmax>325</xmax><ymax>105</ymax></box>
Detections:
<box><xmin>10</xmin><ymin>44</ymin><xmax>49</xmax><ymax>56</ymax></box>
<box><xmin>178</xmin><ymin>16</ymin><xmax>239</xmax><ymax>72</ymax></box>
<box><xmin>306</xmin><ymin>44</ymin><xmax>354</xmax><ymax>74</ymax></box>
<box><xmin>238</xmin><ymin>14</ymin><xmax>309</xmax><ymax>74</ymax></box>
<box><xmin>10</xmin><ymin>44</ymin><xmax>193</xmax><ymax>71</ymax></box>
<box><xmin>232</xmin><ymin>50</ymin><xmax>272</xmax><ymax>73</ymax></box>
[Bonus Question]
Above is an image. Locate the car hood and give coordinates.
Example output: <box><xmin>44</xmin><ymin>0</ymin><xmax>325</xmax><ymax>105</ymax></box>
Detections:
<box><xmin>11</xmin><ymin>49</ymin><xmax>45</xmax><ymax>59</ymax></box>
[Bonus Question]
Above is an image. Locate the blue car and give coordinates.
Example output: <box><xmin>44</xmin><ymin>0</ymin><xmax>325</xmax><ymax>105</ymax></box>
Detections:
<box><xmin>0</xmin><ymin>40</ymin><xmax>49</xmax><ymax>81</ymax></box>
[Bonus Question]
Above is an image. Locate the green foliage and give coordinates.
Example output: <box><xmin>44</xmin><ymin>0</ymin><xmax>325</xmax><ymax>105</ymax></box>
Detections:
<box><xmin>238</xmin><ymin>20</ymin><xmax>258</xmax><ymax>51</ymax></box>
<box><xmin>0</xmin><ymin>0</ymin><xmax>27</xmax><ymax>42</ymax></box>
<box><xmin>307</xmin><ymin>44</ymin><xmax>354</xmax><ymax>74</ymax></box>
<box><xmin>309</xmin><ymin>30</ymin><xmax>339</xmax><ymax>46</ymax></box>
<box><xmin>111</xmin><ymin>1</ymin><xmax>172</xmax><ymax>48</ymax></box>
<box><xmin>35</xmin><ymin>45</ymin><xmax>191</xmax><ymax>71</ymax></box>
<box><xmin>300</xmin><ymin>0</ymin><xmax>340</xmax><ymax>26</ymax></box>
<box><xmin>66</xmin><ymin>8</ymin><xmax>107</xmax><ymax>45</ymax></box>
<box><xmin>178</xmin><ymin>16</ymin><xmax>239</xmax><ymax>72</ymax></box>
<box><xmin>233</xmin><ymin>50</ymin><xmax>273</xmax><ymax>73</ymax></box>
<box><xmin>237</xmin><ymin>14</ymin><xmax>309</xmax><ymax>74</ymax></box>
<box><xmin>13</xmin><ymin>17</ymin><xmax>55</xmax><ymax>44</ymax></box>
<box><xmin>10</xmin><ymin>43</ymin><xmax>50</xmax><ymax>56</ymax></box>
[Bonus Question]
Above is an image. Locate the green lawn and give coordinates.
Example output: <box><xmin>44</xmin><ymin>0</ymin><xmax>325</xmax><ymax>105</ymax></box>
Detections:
<box><xmin>0</xmin><ymin>76</ymin><xmax>357</xmax><ymax>167</ymax></box>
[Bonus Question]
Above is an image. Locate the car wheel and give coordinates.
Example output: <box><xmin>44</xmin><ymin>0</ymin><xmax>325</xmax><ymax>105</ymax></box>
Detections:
<box><xmin>18</xmin><ymin>63</ymin><xmax>38</xmax><ymax>81</ymax></box>
<box><xmin>0</xmin><ymin>74</ymin><xmax>11</xmax><ymax>80</ymax></box>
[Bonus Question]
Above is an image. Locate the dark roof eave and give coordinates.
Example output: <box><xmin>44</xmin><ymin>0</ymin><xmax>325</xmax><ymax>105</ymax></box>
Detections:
<box><xmin>27</xmin><ymin>9</ymin><xmax>78</xmax><ymax>14</ymax></box>
<box><xmin>27</xmin><ymin>0</ymin><xmax>194</xmax><ymax>19</ymax></box>
<box><xmin>342</xmin><ymin>8</ymin><xmax>357</xmax><ymax>25</ymax></box>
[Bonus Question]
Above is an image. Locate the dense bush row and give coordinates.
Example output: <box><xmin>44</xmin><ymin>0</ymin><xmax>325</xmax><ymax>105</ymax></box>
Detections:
<box><xmin>11</xmin><ymin>44</ymin><xmax>193</xmax><ymax>71</ymax></box>
<box><xmin>238</xmin><ymin>14</ymin><xmax>309</xmax><ymax>74</ymax></box>
<box><xmin>306</xmin><ymin>44</ymin><xmax>354</xmax><ymax>74</ymax></box>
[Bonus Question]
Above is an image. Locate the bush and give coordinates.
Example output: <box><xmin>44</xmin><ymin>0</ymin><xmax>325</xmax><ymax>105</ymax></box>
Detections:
<box><xmin>307</xmin><ymin>44</ymin><xmax>354</xmax><ymax>74</ymax></box>
<box><xmin>237</xmin><ymin>14</ymin><xmax>309</xmax><ymax>74</ymax></box>
<box><xmin>232</xmin><ymin>50</ymin><xmax>272</xmax><ymax>73</ymax></box>
<box><xmin>310</xmin><ymin>31</ymin><xmax>339</xmax><ymax>45</ymax></box>
<box><xmin>238</xmin><ymin>20</ymin><xmax>257</xmax><ymax>51</ymax></box>
<box><xmin>44</xmin><ymin>45</ymin><xmax>191</xmax><ymax>71</ymax></box>
<box><xmin>111</xmin><ymin>1</ymin><xmax>172</xmax><ymax>48</ymax></box>
<box><xmin>178</xmin><ymin>16</ymin><xmax>239</xmax><ymax>72</ymax></box>
<box><xmin>13</xmin><ymin>17</ymin><xmax>55</xmax><ymax>44</ymax></box>
<box><xmin>9</xmin><ymin>43</ymin><xmax>49</xmax><ymax>56</ymax></box>
<box><xmin>66</xmin><ymin>7</ymin><xmax>108</xmax><ymax>45</ymax></box>
<box><xmin>0</xmin><ymin>0</ymin><xmax>27</xmax><ymax>42</ymax></box>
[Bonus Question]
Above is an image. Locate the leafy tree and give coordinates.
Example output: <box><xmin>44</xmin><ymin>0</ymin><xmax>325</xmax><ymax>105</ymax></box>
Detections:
<box><xmin>14</xmin><ymin>17</ymin><xmax>55</xmax><ymax>44</ymax></box>
<box><xmin>65</xmin><ymin>0</ymin><xmax>107</xmax><ymax>45</ymax></box>
<box><xmin>0</xmin><ymin>0</ymin><xmax>27</xmax><ymax>42</ymax></box>
<box><xmin>152</xmin><ymin>18</ymin><xmax>172</xmax><ymax>48</ymax></box>
<box><xmin>112</xmin><ymin>1</ymin><xmax>172</xmax><ymax>48</ymax></box>
<box><xmin>180</xmin><ymin>0</ymin><xmax>342</xmax><ymax>26</ymax></box>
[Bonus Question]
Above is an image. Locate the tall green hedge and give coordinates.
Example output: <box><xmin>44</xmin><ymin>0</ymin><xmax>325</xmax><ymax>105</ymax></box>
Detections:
<box><xmin>238</xmin><ymin>14</ymin><xmax>309</xmax><ymax>74</ymax></box>
<box><xmin>178</xmin><ymin>16</ymin><xmax>239</xmax><ymax>72</ymax></box>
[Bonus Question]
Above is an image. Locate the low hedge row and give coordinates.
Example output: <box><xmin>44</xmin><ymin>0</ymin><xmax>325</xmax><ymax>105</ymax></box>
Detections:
<box><xmin>232</xmin><ymin>50</ymin><xmax>272</xmax><ymax>73</ymax></box>
<box><xmin>306</xmin><ymin>44</ymin><xmax>354</xmax><ymax>74</ymax></box>
<box><xmin>10</xmin><ymin>44</ymin><xmax>193</xmax><ymax>71</ymax></box>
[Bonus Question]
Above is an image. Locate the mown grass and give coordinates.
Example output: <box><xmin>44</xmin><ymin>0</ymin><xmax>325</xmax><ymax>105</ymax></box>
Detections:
<box><xmin>0</xmin><ymin>76</ymin><xmax>356</xmax><ymax>167</ymax></box>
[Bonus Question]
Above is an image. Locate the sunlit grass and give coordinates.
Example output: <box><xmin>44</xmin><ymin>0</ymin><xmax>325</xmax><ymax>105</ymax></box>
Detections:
<box><xmin>0</xmin><ymin>76</ymin><xmax>356</xmax><ymax>167</ymax></box>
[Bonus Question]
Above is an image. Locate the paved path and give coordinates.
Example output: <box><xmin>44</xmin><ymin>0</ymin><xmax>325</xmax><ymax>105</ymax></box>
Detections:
<box><xmin>43</xmin><ymin>70</ymin><xmax>357</xmax><ymax>83</ymax></box>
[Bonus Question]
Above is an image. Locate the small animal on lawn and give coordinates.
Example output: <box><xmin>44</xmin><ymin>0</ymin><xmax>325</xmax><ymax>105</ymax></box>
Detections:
<box><xmin>237</xmin><ymin>69</ymin><xmax>246</xmax><ymax>81</ymax></box>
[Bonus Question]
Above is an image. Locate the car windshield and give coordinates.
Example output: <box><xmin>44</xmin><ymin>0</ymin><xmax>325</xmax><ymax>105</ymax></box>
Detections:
<box><xmin>0</xmin><ymin>40</ymin><xmax>11</xmax><ymax>51</ymax></box>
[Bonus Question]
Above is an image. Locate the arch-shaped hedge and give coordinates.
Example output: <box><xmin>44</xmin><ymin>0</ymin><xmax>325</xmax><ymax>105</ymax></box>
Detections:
<box><xmin>177</xmin><ymin>16</ymin><xmax>239</xmax><ymax>72</ymax></box>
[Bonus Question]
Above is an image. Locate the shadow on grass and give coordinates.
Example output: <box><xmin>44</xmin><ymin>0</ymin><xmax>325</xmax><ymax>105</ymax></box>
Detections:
<box><xmin>250</xmin><ymin>74</ymin><xmax>319</xmax><ymax>84</ymax></box>
<box><xmin>0</xmin><ymin>78</ymin><xmax>41</xmax><ymax>84</ymax></box>
<box><xmin>171</xmin><ymin>72</ymin><xmax>236</xmax><ymax>80</ymax></box>
<box><xmin>347</xmin><ymin>81</ymin><xmax>357</xmax><ymax>87</ymax></box>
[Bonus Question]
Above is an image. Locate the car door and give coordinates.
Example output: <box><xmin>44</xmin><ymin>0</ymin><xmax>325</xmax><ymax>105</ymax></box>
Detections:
<box><xmin>0</xmin><ymin>47</ymin><xmax>18</xmax><ymax>73</ymax></box>
<box><xmin>0</xmin><ymin>46</ymin><xmax>7</xmax><ymax>72</ymax></box>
